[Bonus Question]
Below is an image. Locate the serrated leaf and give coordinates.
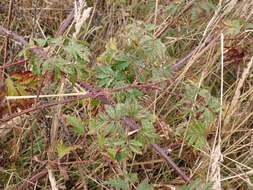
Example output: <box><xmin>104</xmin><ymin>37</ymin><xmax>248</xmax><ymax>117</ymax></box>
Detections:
<box><xmin>98</xmin><ymin>133</ymin><xmax>104</xmax><ymax>149</ymax></box>
<box><xmin>224</xmin><ymin>19</ymin><xmax>241</xmax><ymax>35</ymax></box>
<box><xmin>113</xmin><ymin>61</ymin><xmax>131</xmax><ymax>71</ymax></box>
<box><xmin>57</xmin><ymin>141</ymin><xmax>81</xmax><ymax>158</ymax></box>
<box><xmin>32</xmin><ymin>64</ymin><xmax>41</xmax><ymax>75</ymax></box>
<box><xmin>6</xmin><ymin>78</ymin><xmax>18</xmax><ymax>96</ymax></box>
<box><xmin>64</xmin><ymin>115</ymin><xmax>85</xmax><ymax>135</ymax></box>
<box><xmin>129</xmin><ymin>144</ymin><xmax>142</xmax><ymax>155</ymax></box>
<box><xmin>129</xmin><ymin>140</ymin><xmax>143</xmax><ymax>147</ymax></box>
<box><xmin>114</xmin><ymin>54</ymin><xmax>131</xmax><ymax>62</ymax></box>
<box><xmin>88</xmin><ymin>119</ymin><xmax>98</xmax><ymax>134</ymax></box>
<box><xmin>151</xmin><ymin>67</ymin><xmax>164</xmax><ymax>81</ymax></box>
<box><xmin>104</xmin><ymin>178</ymin><xmax>129</xmax><ymax>190</ymax></box>
<box><xmin>34</xmin><ymin>38</ymin><xmax>48</xmax><ymax>47</ymax></box>
<box><xmin>48</xmin><ymin>37</ymin><xmax>63</xmax><ymax>46</ymax></box>
<box><xmin>136</xmin><ymin>180</ymin><xmax>153</xmax><ymax>190</ymax></box>
<box><xmin>105</xmin><ymin>105</ymin><xmax>116</xmax><ymax>119</ymax></box>
<box><xmin>64</xmin><ymin>42</ymin><xmax>90</xmax><ymax>62</ymax></box>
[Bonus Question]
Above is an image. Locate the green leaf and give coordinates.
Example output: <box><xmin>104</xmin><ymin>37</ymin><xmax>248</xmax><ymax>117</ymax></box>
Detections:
<box><xmin>246</xmin><ymin>23</ymin><xmax>253</xmax><ymax>30</ymax></box>
<box><xmin>129</xmin><ymin>145</ymin><xmax>142</xmax><ymax>155</ymax></box>
<box><xmin>64</xmin><ymin>39</ymin><xmax>90</xmax><ymax>62</ymax></box>
<box><xmin>114</xmin><ymin>54</ymin><xmax>131</xmax><ymax>62</ymax></box>
<box><xmin>179</xmin><ymin>181</ymin><xmax>213</xmax><ymax>190</ymax></box>
<box><xmin>6</xmin><ymin>78</ymin><xmax>18</xmax><ymax>96</ymax></box>
<box><xmin>104</xmin><ymin>178</ymin><xmax>129</xmax><ymax>190</ymax></box>
<box><xmin>57</xmin><ymin>141</ymin><xmax>80</xmax><ymax>159</ymax></box>
<box><xmin>107</xmin><ymin>148</ymin><xmax>117</xmax><ymax>160</ymax></box>
<box><xmin>224</xmin><ymin>19</ymin><xmax>241</xmax><ymax>36</ymax></box>
<box><xmin>113</xmin><ymin>60</ymin><xmax>131</xmax><ymax>71</ymax></box>
<box><xmin>129</xmin><ymin>139</ymin><xmax>143</xmax><ymax>147</ymax></box>
<box><xmin>126</xmin><ymin>173</ymin><xmax>138</xmax><ymax>183</ymax></box>
<box><xmin>88</xmin><ymin>119</ymin><xmax>98</xmax><ymax>134</ymax></box>
<box><xmin>115</xmin><ymin>151</ymin><xmax>127</xmax><ymax>162</ymax></box>
<box><xmin>136</xmin><ymin>179</ymin><xmax>153</xmax><ymax>190</ymax></box>
<box><xmin>32</xmin><ymin>64</ymin><xmax>41</xmax><ymax>75</ymax></box>
<box><xmin>16</xmin><ymin>85</ymin><xmax>28</xmax><ymax>96</ymax></box>
<box><xmin>64</xmin><ymin>115</ymin><xmax>85</xmax><ymax>135</ymax></box>
<box><xmin>187</xmin><ymin>120</ymin><xmax>207</xmax><ymax>149</ymax></box>
<box><xmin>34</xmin><ymin>38</ymin><xmax>48</xmax><ymax>47</ymax></box>
<box><xmin>105</xmin><ymin>105</ymin><xmax>116</xmax><ymax>119</ymax></box>
<box><xmin>48</xmin><ymin>37</ymin><xmax>64</xmax><ymax>46</ymax></box>
<box><xmin>166</xmin><ymin>3</ymin><xmax>179</xmax><ymax>15</ymax></box>
<box><xmin>107</xmin><ymin>38</ymin><xmax>118</xmax><ymax>51</ymax></box>
<box><xmin>151</xmin><ymin>67</ymin><xmax>164</xmax><ymax>81</ymax></box>
<box><xmin>98</xmin><ymin>133</ymin><xmax>104</xmax><ymax>149</ymax></box>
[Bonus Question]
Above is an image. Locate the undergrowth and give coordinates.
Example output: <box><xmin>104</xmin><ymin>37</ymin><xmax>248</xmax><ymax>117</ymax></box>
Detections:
<box><xmin>0</xmin><ymin>0</ymin><xmax>253</xmax><ymax>189</ymax></box>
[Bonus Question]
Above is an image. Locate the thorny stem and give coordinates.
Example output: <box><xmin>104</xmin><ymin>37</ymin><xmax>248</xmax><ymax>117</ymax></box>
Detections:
<box><xmin>17</xmin><ymin>169</ymin><xmax>48</xmax><ymax>190</ymax></box>
<box><xmin>0</xmin><ymin>16</ymin><xmax>222</xmax><ymax>184</ymax></box>
<box><xmin>0</xmin><ymin>83</ymin><xmax>171</xmax><ymax>122</ymax></box>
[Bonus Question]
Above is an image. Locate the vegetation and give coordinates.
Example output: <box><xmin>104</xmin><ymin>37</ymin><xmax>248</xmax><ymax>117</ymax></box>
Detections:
<box><xmin>0</xmin><ymin>0</ymin><xmax>252</xmax><ymax>189</ymax></box>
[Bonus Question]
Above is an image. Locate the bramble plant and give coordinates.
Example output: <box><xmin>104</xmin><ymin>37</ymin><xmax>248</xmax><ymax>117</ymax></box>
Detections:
<box><xmin>1</xmin><ymin>0</ymin><xmax>252</xmax><ymax>189</ymax></box>
<box><xmin>88</xmin><ymin>101</ymin><xmax>159</xmax><ymax>161</ymax></box>
<box><xmin>23</xmin><ymin>37</ymin><xmax>91</xmax><ymax>84</ymax></box>
<box><xmin>177</xmin><ymin>81</ymin><xmax>220</xmax><ymax>149</ymax></box>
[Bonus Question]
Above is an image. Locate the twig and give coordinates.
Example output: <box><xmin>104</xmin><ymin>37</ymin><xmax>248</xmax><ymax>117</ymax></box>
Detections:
<box><xmin>48</xmin><ymin>168</ymin><xmax>59</xmax><ymax>190</ymax></box>
<box><xmin>0</xmin><ymin>25</ymin><xmax>47</xmax><ymax>58</ymax></box>
<box><xmin>3</xmin><ymin>0</ymin><xmax>14</xmax><ymax>77</ymax></box>
<box><xmin>155</xmin><ymin>0</ymin><xmax>195</xmax><ymax>38</ymax></box>
<box><xmin>0</xmin><ymin>92</ymin><xmax>93</xmax><ymax>122</ymax></box>
<box><xmin>0</xmin><ymin>79</ymin><xmax>191</xmax><ymax>183</ymax></box>
<box><xmin>0</xmin><ymin>59</ymin><xmax>29</xmax><ymax>69</ymax></box>
<box><xmin>0</xmin><ymin>15</ymin><xmax>192</xmax><ymax>183</ymax></box>
<box><xmin>151</xmin><ymin>143</ymin><xmax>191</xmax><ymax>183</ymax></box>
<box><xmin>1</xmin><ymin>83</ymin><xmax>171</xmax><ymax>122</ymax></box>
<box><xmin>168</xmin><ymin>32</ymin><xmax>217</xmax><ymax>72</ymax></box>
<box><xmin>56</xmin><ymin>8</ymin><xmax>75</xmax><ymax>37</ymax></box>
<box><xmin>121</xmin><ymin>117</ymin><xmax>191</xmax><ymax>183</ymax></box>
<box><xmin>18</xmin><ymin>169</ymin><xmax>48</xmax><ymax>190</ymax></box>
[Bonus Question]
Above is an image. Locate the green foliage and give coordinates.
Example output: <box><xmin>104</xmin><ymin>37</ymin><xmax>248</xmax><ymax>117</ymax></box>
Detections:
<box><xmin>178</xmin><ymin>81</ymin><xmax>220</xmax><ymax>149</ymax></box>
<box><xmin>88</xmin><ymin>101</ymin><xmax>159</xmax><ymax>161</ymax></box>
<box><xmin>179</xmin><ymin>181</ymin><xmax>213</xmax><ymax>190</ymax></box>
<box><xmin>191</xmin><ymin>1</ymin><xmax>215</xmax><ymax>21</ymax></box>
<box><xmin>20</xmin><ymin>37</ymin><xmax>90</xmax><ymax>85</ymax></box>
<box><xmin>2</xmin><ymin>0</ymin><xmax>252</xmax><ymax>188</ymax></box>
<box><xmin>104</xmin><ymin>176</ymin><xmax>153</xmax><ymax>190</ymax></box>
<box><xmin>165</xmin><ymin>2</ymin><xmax>182</xmax><ymax>16</ymax></box>
<box><xmin>104</xmin><ymin>178</ymin><xmax>129</xmax><ymax>190</ymax></box>
<box><xmin>57</xmin><ymin>141</ymin><xmax>81</xmax><ymax>159</ymax></box>
<box><xmin>64</xmin><ymin>115</ymin><xmax>85</xmax><ymax>135</ymax></box>
<box><xmin>224</xmin><ymin>19</ymin><xmax>242</xmax><ymax>36</ymax></box>
<box><xmin>136</xmin><ymin>180</ymin><xmax>153</xmax><ymax>190</ymax></box>
<box><xmin>95</xmin><ymin>21</ymin><xmax>169</xmax><ymax>102</ymax></box>
<box><xmin>124</xmin><ymin>21</ymin><xmax>166</xmax><ymax>63</ymax></box>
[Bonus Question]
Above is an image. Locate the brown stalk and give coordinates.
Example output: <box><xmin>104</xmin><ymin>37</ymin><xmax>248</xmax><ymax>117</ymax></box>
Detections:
<box><xmin>0</xmin><ymin>25</ymin><xmax>47</xmax><ymax>59</ymax></box>
<box><xmin>0</xmin><ymin>59</ymin><xmax>29</xmax><ymax>69</ymax></box>
<box><xmin>56</xmin><ymin>8</ymin><xmax>75</xmax><ymax>37</ymax></box>
<box><xmin>0</xmin><ymin>13</ymin><xmax>194</xmax><ymax>183</ymax></box>
<box><xmin>168</xmin><ymin>32</ymin><xmax>218</xmax><ymax>72</ymax></box>
<box><xmin>17</xmin><ymin>169</ymin><xmax>48</xmax><ymax>190</ymax></box>
<box><xmin>155</xmin><ymin>0</ymin><xmax>195</xmax><ymax>38</ymax></box>
<box><xmin>2</xmin><ymin>0</ymin><xmax>14</xmax><ymax>79</ymax></box>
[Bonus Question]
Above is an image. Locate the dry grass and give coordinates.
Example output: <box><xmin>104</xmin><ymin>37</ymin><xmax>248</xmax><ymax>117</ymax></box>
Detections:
<box><xmin>0</xmin><ymin>0</ymin><xmax>253</xmax><ymax>189</ymax></box>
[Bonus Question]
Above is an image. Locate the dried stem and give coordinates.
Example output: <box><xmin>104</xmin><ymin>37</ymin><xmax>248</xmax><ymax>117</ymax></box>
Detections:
<box><xmin>18</xmin><ymin>169</ymin><xmax>48</xmax><ymax>190</ymax></box>
<box><xmin>3</xmin><ymin>0</ymin><xmax>14</xmax><ymax>75</ymax></box>
<box><xmin>0</xmin><ymin>13</ymin><xmax>193</xmax><ymax>182</ymax></box>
